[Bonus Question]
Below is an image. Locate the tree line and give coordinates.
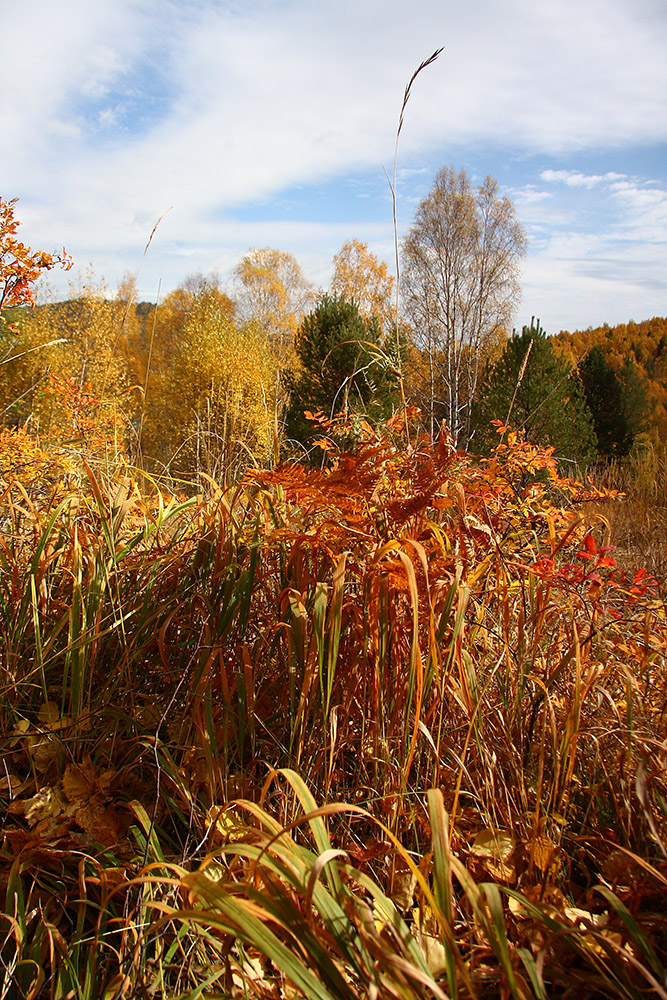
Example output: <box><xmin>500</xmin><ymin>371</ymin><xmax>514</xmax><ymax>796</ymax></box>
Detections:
<box><xmin>0</xmin><ymin>171</ymin><xmax>660</xmax><ymax>485</ymax></box>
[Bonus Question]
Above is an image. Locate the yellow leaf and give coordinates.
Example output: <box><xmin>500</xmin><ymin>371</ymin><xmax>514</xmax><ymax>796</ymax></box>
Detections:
<box><xmin>206</xmin><ymin>805</ymin><xmax>246</xmax><ymax>842</ymax></box>
<box><xmin>471</xmin><ymin>828</ymin><xmax>516</xmax><ymax>862</ymax></box>
<box><xmin>531</xmin><ymin>835</ymin><xmax>557</xmax><ymax>873</ymax></box>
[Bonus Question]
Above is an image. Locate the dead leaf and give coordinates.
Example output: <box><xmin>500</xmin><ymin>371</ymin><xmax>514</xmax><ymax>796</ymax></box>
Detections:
<box><xmin>62</xmin><ymin>760</ymin><xmax>97</xmax><ymax>802</ymax></box>
<box><xmin>601</xmin><ymin>849</ymin><xmax>635</xmax><ymax>887</ymax></box>
<box><xmin>388</xmin><ymin>856</ymin><xmax>417</xmax><ymax>913</ymax></box>
<box><xmin>38</xmin><ymin>701</ymin><xmax>60</xmax><ymax>726</ymax></box>
<box><xmin>471</xmin><ymin>828</ymin><xmax>516</xmax><ymax>862</ymax></box>
<box><xmin>481</xmin><ymin>858</ymin><xmax>517</xmax><ymax>883</ymax></box>
<box><xmin>26</xmin><ymin>732</ymin><xmax>60</xmax><ymax>772</ymax></box>
<box><xmin>24</xmin><ymin>787</ymin><xmax>66</xmax><ymax>826</ymax></box>
<box><xmin>411</xmin><ymin>904</ymin><xmax>448</xmax><ymax>977</ymax></box>
<box><xmin>11</xmin><ymin>718</ymin><xmax>30</xmax><ymax>743</ymax></box>
<box><xmin>564</xmin><ymin>907</ymin><xmax>608</xmax><ymax>929</ymax></box>
<box><xmin>530</xmin><ymin>835</ymin><xmax>558</xmax><ymax>873</ymax></box>
<box><xmin>74</xmin><ymin>800</ymin><xmax>123</xmax><ymax>847</ymax></box>
<box><xmin>0</xmin><ymin>772</ymin><xmax>32</xmax><ymax>798</ymax></box>
<box><xmin>420</xmin><ymin>931</ymin><xmax>448</xmax><ymax>978</ymax></box>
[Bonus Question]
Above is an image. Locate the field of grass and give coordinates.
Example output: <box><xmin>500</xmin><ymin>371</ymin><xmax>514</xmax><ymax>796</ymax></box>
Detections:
<box><xmin>1</xmin><ymin>425</ymin><xmax>666</xmax><ymax>999</ymax></box>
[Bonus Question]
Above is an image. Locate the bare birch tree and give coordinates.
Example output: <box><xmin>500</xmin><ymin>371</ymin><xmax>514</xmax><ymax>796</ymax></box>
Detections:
<box><xmin>402</xmin><ymin>168</ymin><xmax>526</xmax><ymax>447</ymax></box>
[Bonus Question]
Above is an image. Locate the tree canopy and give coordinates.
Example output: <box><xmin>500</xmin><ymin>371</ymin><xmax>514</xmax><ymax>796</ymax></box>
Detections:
<box><xmin>330</xmin><ymin>239</ymin><xmax>395</xmax><ymax>335</ymax></box>
<box><xmin>233</xmin><ymin>247</ymin><xmax>316</xmax><ymax>353</ymax></box>
<box><xmin>402</xmin><ymin>168</ymin><xmax>527</xmax><ymax>447</ymax></box>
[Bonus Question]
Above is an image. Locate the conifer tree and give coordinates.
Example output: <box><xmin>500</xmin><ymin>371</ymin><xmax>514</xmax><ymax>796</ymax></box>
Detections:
<box><xmin>473</xmin><ymin>318</ymin><xmax>597</xmax><ymax>467</ymax></box>
<box><xmin>284</xmin><ymin>294</ymin><xmax>400</xmax><ymax>449</ymax></box>
<box><xmin>578</xmin><ymin>345</ymin><xmax>632</xmax><ymax>458</ymax></box>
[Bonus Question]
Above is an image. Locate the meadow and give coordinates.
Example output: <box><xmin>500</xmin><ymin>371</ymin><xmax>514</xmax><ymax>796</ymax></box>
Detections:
<box><xmin>1</xmin><ymin>418</ymin><xmax>666</xmax><ymax>1000</ymax></box>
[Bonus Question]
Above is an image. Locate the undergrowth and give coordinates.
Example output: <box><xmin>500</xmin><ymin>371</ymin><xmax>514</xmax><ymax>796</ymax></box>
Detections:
<box><xmin>1</xmin><ymin>424</ymin><xmax>666</xmax><ymax>999</ymax></box>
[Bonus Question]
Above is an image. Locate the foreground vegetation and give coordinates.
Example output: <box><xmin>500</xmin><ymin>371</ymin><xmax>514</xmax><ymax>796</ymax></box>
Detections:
<box><xmin>1</xmin><ymin>417</ymin><xmax>666</xmax><ymax>999</ymax></box>
<box><xmin>2</xmin><ymin>193</ymin><xmax>667</xmax><ymax>998</ymax></box>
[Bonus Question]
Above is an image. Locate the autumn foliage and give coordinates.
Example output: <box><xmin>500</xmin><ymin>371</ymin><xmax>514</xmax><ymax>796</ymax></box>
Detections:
<box><xmin>1</xmin><ymin>200</ymin><xmax>667</xmax><ymax>999</ymax></box>
<box><xmin>0</xmin><ymin>197</ymin><xmax>71</xmax><ymax>312</ymax></box>
<box><xmin>1</xmin><ymin>416</ymin><xmax>666</xmax><ymax>998</ymax></box>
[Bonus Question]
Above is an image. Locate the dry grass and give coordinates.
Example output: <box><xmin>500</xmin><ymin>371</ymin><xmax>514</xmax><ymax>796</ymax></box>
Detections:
<box><xmin>590</xmin><ymin>441</ymin><xmax>667</xmax><ymax>587</ymax></box>
<box><xmin>1</xmin><ymin>428</ymin><xmax>666</xmax><ymax>999</ymax></box>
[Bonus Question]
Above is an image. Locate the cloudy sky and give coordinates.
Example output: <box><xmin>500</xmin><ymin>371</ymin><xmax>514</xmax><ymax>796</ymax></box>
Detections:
<box><xmin>3</xmin><ymin>0</ymin><xmax>666</xmax><ymax>333</ymax></box>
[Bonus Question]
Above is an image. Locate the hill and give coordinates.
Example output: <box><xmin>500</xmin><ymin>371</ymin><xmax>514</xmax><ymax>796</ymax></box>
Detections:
<box><xmin>554</xmin><ymin>316</ymin><xmax>667</xmax><ymax>442</ymax></box>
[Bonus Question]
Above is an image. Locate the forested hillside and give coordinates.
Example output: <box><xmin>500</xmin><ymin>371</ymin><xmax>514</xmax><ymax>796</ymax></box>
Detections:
<box><xmin>555</xmin><ymin>317</ymin><xmax>667</xmax><ymax>442</ymax></box>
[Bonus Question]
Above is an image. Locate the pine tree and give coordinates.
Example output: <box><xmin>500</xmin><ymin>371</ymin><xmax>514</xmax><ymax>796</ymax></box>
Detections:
<box><xmin>472</xmin><ymin>319</ymin><xmax>597</xmax><ymax>467</ymax></box>
<box><xmin>284</xmin><ymin>295</ymin><xmax>400</xmax><ymax>449</ymax></box>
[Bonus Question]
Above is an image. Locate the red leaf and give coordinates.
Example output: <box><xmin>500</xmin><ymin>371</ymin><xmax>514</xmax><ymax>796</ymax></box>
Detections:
<box><xmin>584</xmin><ymin>534</ymin><xmax>597</xmax><ymax>554</ymax></box>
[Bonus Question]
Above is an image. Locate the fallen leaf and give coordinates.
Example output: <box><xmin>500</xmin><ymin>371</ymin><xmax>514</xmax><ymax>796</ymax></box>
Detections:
<box><xmin>388</xmin><ymin>856</ymin><xmax>417</xmax><ymax>913</ymax></box>
<box><xmin>530</xmin><ymin>835</ymin><xmax>558</xmax><ymax>873</ymax></box>
<box><xmin>564</xmin><ymin>907</ymin><xmax>608</xmax><ymax>929</ymax></box>
<box><xmin>420</xmin><ymin>932</ymin><xmax>448</xmax><ymax>978</ymax></box>
<box><xmin>26</xmin><ymin>732</ymin><xmax>60</xmax><ymax>772</ymax></box>
<box><xmin>38</xmin><ymin>701</ymin><xmax>60</xmax><ymax>726</ymax></box>
<box><xmin>24</xmin><ymin>787</ymin><xmax>66</xmax><ymax>826</ymax></box>
<box><xmin>471</xmin><ymin>828</ymin><xmax>516</xmax><ymax>862</ymax></box>
<box><xmin>62</xmin><ymin>760</ymin><xmax>97</xmax><ymax>802</ymax></box>
<box><xmin>74</xmin><ymin>800</ymin><xmax>124</xmax><ymax>847</ymax></box>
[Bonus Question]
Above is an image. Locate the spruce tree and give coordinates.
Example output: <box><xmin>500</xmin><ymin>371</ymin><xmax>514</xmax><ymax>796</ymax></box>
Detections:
<box><xmin>578</xmin><ymin>345</ymin><xmax>632</xmax><ymax>458</ymax></box>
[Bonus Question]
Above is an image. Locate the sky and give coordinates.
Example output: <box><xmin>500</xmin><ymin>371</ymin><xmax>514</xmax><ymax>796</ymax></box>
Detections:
<box><xmin>3</xmin><ymin>0</ymin><xmax>666</xmax><ymax>334</ymax></box>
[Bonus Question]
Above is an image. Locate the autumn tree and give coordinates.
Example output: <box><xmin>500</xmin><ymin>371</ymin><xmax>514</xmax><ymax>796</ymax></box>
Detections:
<box><xmin>473</xmin><ymin>319</ymin><xmax>597</xmax><ymax>468</ymax></box>
<box><xmin>330</xmin><ymin>239</ymin><xmax>395</xmax><ymax>335</ymax></box>
<box><xmin>144</xmin><ymin>287</ymin><xmax>277</xmax><ymax>483</ymax></box>
<box><xmin>402</xmin><ymin>168</ymin><xmax>527</xmax><ymax>447</ymax></box>
<box><xmin>132</xmin><ymin>274</ymin><xmax>235</xmax><ymax>384</ymax></box>
<box><xmin>233</xmin><ymin>248</ymin><xmax>316</xmax><ymax>356</ymax></box>
<box><xmin>554</xmin><ymin>317</ymin><xmax>665</xmax><ymax>441</ymax></box>
<box><xmin>2</xmin><ymin>276</ymin><xmax>132</xmax><ymax>455</ymax></box>
<box><xmin>284</xmin><ymin>294</ymin><xmax>400</xmax><ymax>450</ymax></box>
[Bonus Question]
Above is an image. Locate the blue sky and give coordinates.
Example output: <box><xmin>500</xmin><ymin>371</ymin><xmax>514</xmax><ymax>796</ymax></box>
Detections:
<box><xmin>3</xmin><ymin>0</ymin><xmax>666</xmax><ymax>333</ymax></box>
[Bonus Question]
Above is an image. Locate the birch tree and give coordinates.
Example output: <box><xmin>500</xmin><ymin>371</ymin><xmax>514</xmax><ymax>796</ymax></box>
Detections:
<box><xmin>233</xmin><ymin>248</ymin><xmax>316</xmax><ymax>356</ymax></box>
<box><xmin>402</xmin><ymin>168</ymin><xmax>526</xmax><ymax>446</ymax></box>
<box><xmin>331</xmin><ymin>239</ymin><xmax>395</xmax><ymax>336</ymax></box>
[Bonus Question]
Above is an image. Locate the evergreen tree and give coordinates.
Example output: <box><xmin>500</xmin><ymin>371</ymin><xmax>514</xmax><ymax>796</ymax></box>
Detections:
<box><xmin>284</xmin><ymin>294</ymin><xmax>400</xmax><ymax>449</ymax></box>
<box><xmin>472</xmin><ymin>319</ymin><xmax>597</xmax><ymax>467</ymax></box>
<box><xmin>618</xmin><ymin>353</ymin><xmax>650</xmax><ymax>442</ymax></box>
<box><xmin>578</xmin><ymin>345</ymin><xmax>632</xmax><ymax>458</ymax></box>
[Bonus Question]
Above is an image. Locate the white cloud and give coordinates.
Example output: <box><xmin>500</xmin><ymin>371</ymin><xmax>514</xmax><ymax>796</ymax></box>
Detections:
<box><xmin>541</xmin><ymin>170</ymin><xmax>626</xmax><ymax>189</ymax></box>
<box><xmin>516</xmin><ymin>170</ymin><xmax>667</xmax><ymax>331</ymax></box>
<box><xmin>2</xmin><ymin>0</ymin><xmax>666</xmax><ymax>329</ymax></box>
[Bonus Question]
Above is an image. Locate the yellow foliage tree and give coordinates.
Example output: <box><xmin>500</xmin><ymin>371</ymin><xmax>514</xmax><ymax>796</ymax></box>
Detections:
<box><xmin>233</xmin><ymin>248</ymin><xmax>316</xmax><ymax>356</ymax></box>
<box><xmin>1</xmin><ymin>275</ymin><xmax>132</xmax><ymax>459</ymax></box>
<box><xmin>330</xmin><ymin>239</ymin><xmax>395</xmax><ymax>336</ymax></box>
<box><xmin>145</xmin><ymin>287</ymin><xmax>278</xmax><ymax>484</ymax></box>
